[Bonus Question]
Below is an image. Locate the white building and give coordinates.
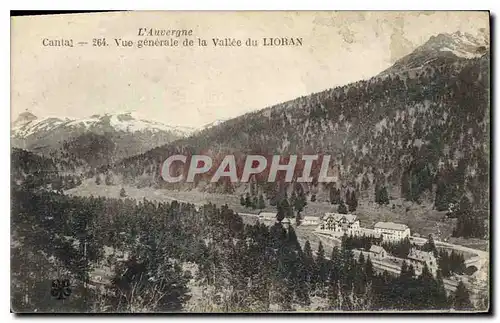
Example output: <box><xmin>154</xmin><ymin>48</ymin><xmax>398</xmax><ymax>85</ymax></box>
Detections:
<box><xmin>300</xmin><ymin>216</ymin><xmax>320</xmax><ymax>226</ymax></box>
<box><xmin>258</xmin><ymin>212</ymin><xmax>278</xmax><ymax>222</ymax></box>
<box><xmin>407</xmin><ymin>248</ymin><xmax>438</xmax><ymax>276</ymax></box>
<box><xmin>368</xmin><ymin>245</ymin><xmax>387</xmax><ymax>260</ymax></box>
<box><xmin>374</xmin><ymin>222</ymin><xmax>410</xmax><ymax>241</ymax></box>
<box><xmin>318</xmin><ymin>213</ymin><xmax>360</xmax><ymax>235</ymax></box>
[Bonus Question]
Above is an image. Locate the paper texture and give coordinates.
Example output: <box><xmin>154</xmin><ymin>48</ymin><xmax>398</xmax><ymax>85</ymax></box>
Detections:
<box><xmin>11</xmin><ymin>11</ymin><xmax>490</xmax><ymax>313</ymax></box>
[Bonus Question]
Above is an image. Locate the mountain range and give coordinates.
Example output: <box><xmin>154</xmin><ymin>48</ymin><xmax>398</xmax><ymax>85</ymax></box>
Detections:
<box><xmin>11</xmin><ymin>111</ymin><xmax>196</xmax><ymax>164</ymax></box>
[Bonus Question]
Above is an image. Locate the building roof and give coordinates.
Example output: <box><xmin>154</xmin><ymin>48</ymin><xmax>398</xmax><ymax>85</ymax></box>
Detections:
<box><xmin>369</xmin><ymin>245</ymin><xmax>386</xmax><ymax>254</ymax></box>
<box><xmin>324</xmin><ymin>213</ymin><xmax>358</xmax><ymax>223</ymax></box>
<box><xmin>408</xmin><ymin>248</ymin><xmax>435</xmax><ymax>262</ymax></box>
<box><xmin>374</xmin><ymin>221</ymin><xmax>408</xmax><ymax>231</ymax></box>
<box><xmin>302</xmin><ymin>216</ymin><xmax>319</xmax><ymax>221</ymax></box>
<box><xmin>281</xmin><ymin>218</ymin><xmax>291</xmax><ymax>224</ymax></box>
<box><xmin>258</xmin><ymin>212</ymin><xmax>277</xmax><ymax>218</ymax></box>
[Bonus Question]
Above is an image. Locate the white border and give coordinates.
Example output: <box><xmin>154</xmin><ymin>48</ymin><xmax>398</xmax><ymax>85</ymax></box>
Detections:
<box><xmin>2</xmin><ymin>1</ymin><xmax>498</xmax><ymax>322</ymax></box>
<box><xmin>3</xmin><ymin>1</ymin><xmax>498</xmax><ymax>10</ymax></box>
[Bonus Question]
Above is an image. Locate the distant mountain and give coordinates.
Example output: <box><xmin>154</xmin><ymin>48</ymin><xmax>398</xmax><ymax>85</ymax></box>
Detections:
<box><xmin>12</xmin><ymin>111</ymin><xmax>38</xmax><ymax>128</ymax></box>
<box><xmin>380</xmin><ymin>31</ymin><xmax>488</xmax><ymax>76</ymax></box>
<box><xmin>200</xmin><ymin>119</ymin><xmax>227</xmax><ymax>130</ymax></box>
<box><xmin>113</xmin><ymin>31</ymin><xmax>490</xmax><ymax>211</ymax></box>
<box><xmin>11</xmin><ymin>112</ymin><xmax>193</xmax><ymax>164</ymax></box>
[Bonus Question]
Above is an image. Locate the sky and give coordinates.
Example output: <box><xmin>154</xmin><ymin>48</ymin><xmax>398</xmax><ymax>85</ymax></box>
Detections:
<box><xmin>11</xmin><ymin>11</ymin><xmax>489</xmax><ymax>128</ymax></box>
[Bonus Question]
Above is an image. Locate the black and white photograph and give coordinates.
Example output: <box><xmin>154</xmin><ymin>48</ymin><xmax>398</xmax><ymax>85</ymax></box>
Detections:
<box><xmin>9</xmin><ymin>11</ymin><xmax>491</xmax><ymax>313</ymax></box>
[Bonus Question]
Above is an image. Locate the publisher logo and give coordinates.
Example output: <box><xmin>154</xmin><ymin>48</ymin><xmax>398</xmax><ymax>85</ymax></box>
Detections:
<box><xmin>50</xmin><ymin>279</ymin><xmax>72</xmax><ymax>300</ymax></box>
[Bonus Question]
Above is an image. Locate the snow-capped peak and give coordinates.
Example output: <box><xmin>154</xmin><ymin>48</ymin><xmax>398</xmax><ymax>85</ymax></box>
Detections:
<box><xmin>200</xmin><ymin>119</ymin><xmax>227</xmax><ymax>130</ymax></box>
<box><xmin>12</xmin><ymin>113</ymin><xmax>69</xmax><ymax>138</ymax></box>
<box><xmin>13</xmin><ymin>111</ymin><xmax>38</xmax><ymax>127</ymax></box>
<box><xmin>421</xmin><ymin>31</ymin><xmax>488</xmax><ymax>59</ymax></box>
<box><xmin>379</xmin><ymin>30</ymin><xmax>488</xmax><ymax>77</ymax></box>
<box><xmin>11</xmin><ymin>111</ymin><xmax>195</xmax><ymax>139</ymax></box>
<box><xmin>106</xmin><ymin>112</ymin><xmax>195</xmax><ymax>135</ymax></box>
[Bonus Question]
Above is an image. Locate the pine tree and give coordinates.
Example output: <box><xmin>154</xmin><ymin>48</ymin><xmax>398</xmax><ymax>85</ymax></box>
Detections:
<box><xmin>332</xmin><ymin>188</ymin><xmax>341</xmax><ymax>204</ymax></box>
<box><xmin>120</xmin><ymin>187</ymin><xmax>127</xmax><ymax>197</ymax></box>
<box><xmin>375</xmin><ymin>185</ymin><xmax>390</xmax><ymax>205</ymax></box>
<box><xmin>290</xmin><ymin>191</ymin><xmax>297</xmax><ymax>208</ymax></box>
<box><xmin>453</xmin><ymin>196</ymin><xmax>485</xmax><ymax>239</ymax></box>
<box><xmin>240</xmin><ymin>195</ymin><xmax>245</xmax><ymax>206</ymax></box>
<box><xmin>399</xmin><ymin>260</ymin><xmax>415</xmax><ymax>283</ymax></box>
<box><xmin>358</xmin><ymin>252</ymin><xmax>366</xmax><ymax>270</ymax></box>
<box><xmin>438</xmin><ymin>250</ymin><xmax>451</xmax><ymax>277</ymax></box>
<box><xmin>328</xmin><ymin>247</ymin><xmax>341</xmax><ymax>283</ymax></box>
<box><xmin>295</xmin><ymin>212</ymin><xmax>302</xmax><ymax>226</ymax></box>
<box><xmin>315</xmin><ymin>241</ymin><xmax>328</xmax><ymax>292</ymax></box>
<box><xmin>362</xmin><ymin>176</ymin><xmax>370</xmax><ymax>191</ymax></box>
<box><xmin>276</xmin><ymin>202</ymin><xmax>285</xmax><ymax>222</ymax></box>
<box><xmin>245</xmin><ymin>193</ymin><xmax>252</xmax><ymax>208</ymax></box>
<box><xmin>286</xmin><ymin>226</ymin><xmax>301</xmax><ymax>250</ymax></box>
<box><xmin>423</xmin><ymin>234</ymin><xmax>438</xmax><ymax>256</ymax></box>
<box><xmin>401</xmin><ymin>170</ymin><xmax>410</xmax><ymax>200</ymax></box>
<box><xmin>354</xmin><ymin>253</ymin><xmax>366</xmax><ymax>295</ymax></box>
<box><xmin>434</xmin><ymin>269</ymin><xmax>449</xmax><ymax>309</ymax></box>
<box><xmin>105</xmin><ymin>172</ymin><xmax>114</xmax><ymax>186</ymax></box>
<box><xmin>252</xmin><ymin>196</ymin><xmax>258</xmax><ymax>209</ymax></box>
<box><xmin>380</xmin><ymin>186</ymin><xmax>389</xmax><ymax>205</ymax></box>
<box><xmin>340</xmin><ymin>247</ymin><xmax>355</xmax><ymax>292</ymax></box>
<box><xmin>273</xmin><ymin>233</ymin><xmax>297</xmax><ymax>311</ymax></box>
<box><xmin>294</xmin><ymin>191</ymin><xmax>307</xmax><ymax>214</ymax></box>
<box><xmin>434</xmin><ymin>180</ymin><xmax>448</xmax><ymax>211</ymax></box>
<box><xmin>337</xmin><ymin>200</ymin><xmax>348</xmax><ymax>214</ymax></box>
<box><xmin>453</xmin><ymin>281</ymin><xmax>472</xmax><ymax>310</ymax></box>
<box><xmin>365</xmin><ymin>256</ymin><xmax>374</xmax><ymax>279</ymax></box>
<box><xmin>249</xmin><ymin>180</ymin><xmax>257</xmax><ymax>196</ymax></box>
<box><xmin>417</xmin><ymin>263</ymin><xmax>435</xmax><ymax>309</ymax></box>
<box><xmin>346</xmin><ymin>190</ymin><xmax>358</xmax><ymax>212</ymax></box>
<box><xmin>294</xmin><ymin>256</ymin><xmax>311</xmax><ymax>306</ymax></box>
<box><xmin>294</xmin><ymin>191</ymin><xmax>307</xmax><ymax>226</ymax></box>
<box><xmin>257</xmin><ymin>194</ymin><xmax>266</xmax><ymax>209</ymax></box>
<box><xmin>410</xmin><ymin>172</ymin><xmax>421</xmax><ymax>203</ymax></box>
<box><xmin>95</xmin><ymin>175</ymin><xmax>101</xmax><ymax>185</ymax></box>
<box><xmin>280</xmin><ymin>198</ymin><xmax>293</xmax><ymax>218</ymax></box>
<box><xmin>302</xmin><ymin>241</ymin><xmax>315</xmax><ymax>286</ymax></box>
<box><xmin>407</xmin><ymin>264</ymin><xmax>416</xmax><ymax>278</ymax></box>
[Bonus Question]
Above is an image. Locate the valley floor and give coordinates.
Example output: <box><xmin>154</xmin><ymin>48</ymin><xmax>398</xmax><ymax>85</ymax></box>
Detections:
<box><xmin>65</xmin><ymin>179</ymin><xmax>489</xmax><ymax>252</ymax></box>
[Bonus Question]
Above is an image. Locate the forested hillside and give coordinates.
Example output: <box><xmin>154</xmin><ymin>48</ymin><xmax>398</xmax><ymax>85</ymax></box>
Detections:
<box><xmin>11</xmin><ymin>148</ymin><xmax>86</xmax><ymax>191</ymax></box>
<box><xmin>113</xmin><ymin>33</ymin><xmax>490</xmax><ymax>214</ymax></box>
<box><xmin>12</xmin><ymin>187</ymin><xmax>484</xmax><ymax>312</ymax></box>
